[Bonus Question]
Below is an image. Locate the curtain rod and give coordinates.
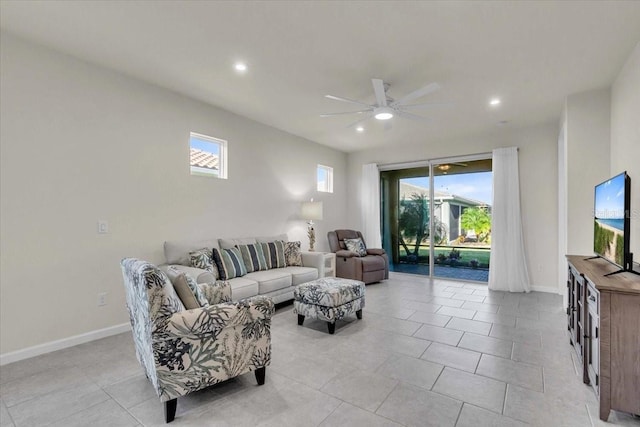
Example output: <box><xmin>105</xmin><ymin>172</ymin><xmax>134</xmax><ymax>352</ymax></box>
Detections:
<box><xmin>377</xmin><ymin>151</ymin><xmax>493</xmax><ymax>171</ymax></box>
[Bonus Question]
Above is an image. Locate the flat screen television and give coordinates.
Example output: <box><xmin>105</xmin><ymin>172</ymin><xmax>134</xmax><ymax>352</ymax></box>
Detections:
<box><xmin>593</xmin><ymin>171</ymin><xmax>634</xmax><ymax>275</ymax></box>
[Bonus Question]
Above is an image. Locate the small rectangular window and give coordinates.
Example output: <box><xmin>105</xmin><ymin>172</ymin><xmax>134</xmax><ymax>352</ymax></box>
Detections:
<box><xmin>190</xmin><ymin>132</ymin><xmax>227</xmax><ymax>179</ymax></box>
<box><xmin>317</xmin><ymin>164</ymin><xmax>333</xmax><ymax>193</ymax></box>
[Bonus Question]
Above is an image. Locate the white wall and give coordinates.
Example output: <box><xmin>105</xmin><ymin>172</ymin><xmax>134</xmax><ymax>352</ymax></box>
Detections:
<box><xmin>0</xmin><ymin>34</ymin><xmax>347</xmax><ymax>355</ymax></box>
<box><xmin>611</xmin><ymin>41</ymin><xmax>640</xmax><ymax>269</ymax></box>
<box><xmin>564</xmin><ymin>88</ymin><xmax>611</xmax><ymax>256</ymax></box>
<box><xmin>347</xmin><ymin>123</ymin><xmax>559</xmax><ymax>292</ymax></box>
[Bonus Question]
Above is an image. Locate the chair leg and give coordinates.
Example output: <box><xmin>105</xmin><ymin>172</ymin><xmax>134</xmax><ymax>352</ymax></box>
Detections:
<box><xmin>356</xmin><ymin>309</ymin><xmax>363</xmax><ymax>320</ymax></box>
<box><xmin>255</xmin><ymin>366</ymin><xmax>266</xmax><ymax>385</ymax></box>
<box><xmin>327</xmin><ymin>321</ymin><xmax>336</xmax><ymax>334</ymax></box>
<box><xmin>297</xmin><ymin>314</ymin><xmax>305</xmax><ymax>325</ymax></box>
<box><xmin>164</xmin><ymin>398</ymin><xmax>177</xmax><ymax>423</ymax></box>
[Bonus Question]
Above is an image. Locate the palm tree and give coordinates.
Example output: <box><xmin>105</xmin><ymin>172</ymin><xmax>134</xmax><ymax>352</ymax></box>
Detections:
<box><xmin>398</xmin><ymin>192</ymin><xmax>447</xmax><ymax>261</ymax></box>
<box><xmin>460</xmin><ymin>207</ymin><xmax>491</xmax><ymax>243</ymax></box>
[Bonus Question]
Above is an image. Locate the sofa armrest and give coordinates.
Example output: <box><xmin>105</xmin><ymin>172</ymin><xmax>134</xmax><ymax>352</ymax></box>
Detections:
<box><xmin>164</xmin><ymin>264</ymin><xmax>216</xmax><ymax>284</ymax></box>
<box><xmin>366</xmin><ymin>248</ymin><xmax>386</xmax><ymax>256</ymax></box>
<box><xmin>300</xmin><ymin>251</ymin><xmax>324</xmax><ymax>270</ymax></box>
<box><xmin>165</xmin><ymin>296</ymin><xmax>275</xmax><ymax>337</ymax></box>
<box><xmin>198</xmin><ymin>281</ymin><xmax>232</xmax><ymax>305</ymax></box>
<box><xmin>336</xmin><ymin>250</ymin><xmax>357</xmax><ymax>258</ymax></box>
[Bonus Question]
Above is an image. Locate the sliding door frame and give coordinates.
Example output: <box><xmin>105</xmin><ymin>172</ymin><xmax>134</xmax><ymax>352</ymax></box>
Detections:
<box><xmin>379</xmin><ymin>151</ymin><xmax>492</xmax><ymax>278</ymax></box>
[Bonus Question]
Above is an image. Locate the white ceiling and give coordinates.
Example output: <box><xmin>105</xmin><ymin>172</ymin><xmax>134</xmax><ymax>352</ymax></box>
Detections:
<box><xmin>2</xmin><ymin>1</ymin><xmax>640</xmax><ymax>153</ymax></box>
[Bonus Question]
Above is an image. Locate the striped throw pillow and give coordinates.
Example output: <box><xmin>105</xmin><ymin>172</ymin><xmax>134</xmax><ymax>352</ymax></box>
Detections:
<box><xmin>238</xmin><ymin>243</ymin><xmax>268</xmax><ymax>273</ymax></box>
<box><xmin>261</xmin><ymin>240</ymin><xmax>286</xmax><ymax>269</ymax></box>
<box><xmin>212</xmin><ymin>247</ymin><xmax>247</xmax><ymax>280</ymax></box>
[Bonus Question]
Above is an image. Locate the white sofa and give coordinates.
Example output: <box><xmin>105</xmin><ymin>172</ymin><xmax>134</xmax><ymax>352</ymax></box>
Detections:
<box><xmin>163</xmin><ymin>234</ymin><xmax>325</xmax><ymax>304</ymax></box>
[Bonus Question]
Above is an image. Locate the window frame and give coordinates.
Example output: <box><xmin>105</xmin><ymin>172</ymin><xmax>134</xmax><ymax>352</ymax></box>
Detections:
<box><xmin>317</xmin><ymin>164</ymin><xmax>334</xmax><ymax>193</ymax></box>
<box><xmin>189</xmin><ymin>132</ymin><xmax>228</xmax><ymax>179</ymax></box>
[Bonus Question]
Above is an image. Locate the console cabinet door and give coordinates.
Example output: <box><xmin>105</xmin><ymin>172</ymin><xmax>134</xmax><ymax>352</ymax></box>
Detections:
<box><xmin>586</xmin><ymin>283</ymin><xmax>599</xmax><ymax>395</ymax></box>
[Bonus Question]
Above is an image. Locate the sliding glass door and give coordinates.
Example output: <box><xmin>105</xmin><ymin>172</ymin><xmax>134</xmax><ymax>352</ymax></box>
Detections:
<box><xmin>381</xmin><ymin>157</ymin><xmax>492</xmax><ymax>282</ymax></box>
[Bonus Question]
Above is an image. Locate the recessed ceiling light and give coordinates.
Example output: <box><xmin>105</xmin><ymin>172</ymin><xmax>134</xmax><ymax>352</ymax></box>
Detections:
<box><xmin>234</xmin><ymin>62</ymin><xmax>247</xmax><ymax>72</ymax></box>
<box><xmin>356</xmin><ymin>126</ymin><xmax>364</xmax><ymax>132</ymax></box>
<box><xmin>489</xmin><ymin>98</ymin><xmax>501</xmax><ymax>106</ymax></box>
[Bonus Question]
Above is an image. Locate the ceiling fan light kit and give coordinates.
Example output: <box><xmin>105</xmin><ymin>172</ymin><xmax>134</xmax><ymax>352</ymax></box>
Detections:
<box><xmin>322</xmin><ymin>78</ymin><xmax>446</xmax><ymax>128</ymax></box>
<box><xmin>374</xmin><ymin>107</ymin><xmax>394</xmax><ymax>120</ymax></box>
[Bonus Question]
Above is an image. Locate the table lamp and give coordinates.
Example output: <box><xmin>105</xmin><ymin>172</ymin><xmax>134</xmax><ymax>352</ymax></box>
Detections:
<box><xmin>301</xmin><ymin>199</ymin><xmax>323</xmax><ymax>251</ymax></box>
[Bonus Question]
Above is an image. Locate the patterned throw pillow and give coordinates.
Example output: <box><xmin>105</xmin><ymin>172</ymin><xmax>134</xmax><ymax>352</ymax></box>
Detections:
<box><xmin>261</xmin><ymin>240</ymin><xmax>286</xmax><ymax>269</ymax></box>
<box><xmin>344</xmin><ymin>238</ymin><xmax>367</xmax><ymax>257</ymax></box>
<box><xmin>165</xmin><ymin>266</ymin><xmax>209</xmax><ymax>309</ymax></box>
<box><xmin>212</xmin><ymin>247</ymin><xmax>247</xmax><ymax>280</ymax></box>
<box><xmin>198</xmin><ymin>281</ymin><xmax>232</xmax><ymax>304</ymax></box>
<box><xmin>189</xmin><ymin>247</ymin><xmax>219</xmax><ymax>279</ymax></box>
<box><xmin>238</xmin><ymin>243</ymin><xmax>268</xmax><ymax>273</ymax></box>
<box><xmin>284</xmin><ymin>241</ymin><xmax>302</xmax><ymax>266</ymax></box>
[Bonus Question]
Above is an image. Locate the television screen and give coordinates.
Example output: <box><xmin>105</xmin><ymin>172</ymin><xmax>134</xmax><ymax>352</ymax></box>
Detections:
<box><xmin>593</xmin><ymin>172</ymin><xmax>629</xmax><ymax>268</ymax></box>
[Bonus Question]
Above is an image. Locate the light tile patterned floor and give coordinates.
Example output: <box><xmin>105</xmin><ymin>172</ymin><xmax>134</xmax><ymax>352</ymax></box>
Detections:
<box><xmin>1</xmin><ymin>272</ymin><xmax>639</xmax><ymax>426</ymax></box>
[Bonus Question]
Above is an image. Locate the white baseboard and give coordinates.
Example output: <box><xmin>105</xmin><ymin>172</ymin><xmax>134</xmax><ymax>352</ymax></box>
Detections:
<box><xmin>0</xmin><ymin>323</ymin><xmax>130</xmax><ymax>366</ymax></box>
<box><xmin>530</xmin><ymin>284</ymin><xmax>562</xmax><ymax>294</ymax></box>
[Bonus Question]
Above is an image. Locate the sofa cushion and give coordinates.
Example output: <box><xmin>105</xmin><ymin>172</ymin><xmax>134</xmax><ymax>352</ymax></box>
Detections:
<box><xmin>218</xmin><ymin>237</ymin><xmax>257</xmax><ymax>250</ymax></box>
<box><xmin>165</xmin><ymin>266</ymin><xmax>209</xmax><ymax>309</ymax></box>
<box><xmin>245</xmin><ymin>270</ymin><xmax>292</xmax><ymax>294</ymax></box>
<box><xmin>284</xmin><ymin>241</ymin><xmax>302</xmax><ymax>266</ymax></box>
<box><xmin>164</xmin><ymin>238</ymin><xmax>220</xmax><ymax>266</ymax></box>
<box><xmin>344</xmin><ymin>238</ymin><xmax>367</xmax><ymax>256</ymax></box>
<box><xmin>189</xmin><ymin>247</ymin><xmax>219</xmax><ymax>279</ymax></box>
<box><xmin>361</xmin><ymin>255</ymin><xmax>386</xmax><ymax>272</ymax></box>
<box><xmin>280</xmin><ymin>266</ymin><xmax>318</xmax><ymax>285</ymax></box>
<box><xmin>227</xmin><ymin>276</ymin><xmax>259</xmax><ymax>301</ymax></box>
<box><xmin>238</xmin><ymin>243</ymin><xmax>268</xmax><ymax>273</ymax></box>
<box><xmin>256</xmin><ymin>234</ymin><xmax>288</xmax><ymax>243</ymax></box>
<box><xmin>213</xmin><ymin>247</ymin><xmax>247</xmax><ymax>280</ymax></box>
<box><xmin>261</xmin><ymin>240</ymin><xmax>286</xmax><ymax>269</ymax></box>
<box><xmin>163</xmin><ymin>265</ymin><xmax>216</xmax><ymax>284</ymax></box>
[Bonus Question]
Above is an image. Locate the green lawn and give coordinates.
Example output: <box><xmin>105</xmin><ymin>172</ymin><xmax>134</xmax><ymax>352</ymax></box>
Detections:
<box><xmin>398</xmin><ymin>245</ymin><xmax>491</xmax><ymax>266</ymax></box>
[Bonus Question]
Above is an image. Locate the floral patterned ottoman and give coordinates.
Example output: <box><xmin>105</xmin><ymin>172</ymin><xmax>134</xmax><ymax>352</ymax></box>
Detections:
<box><xmin>293</xmin><ymin>277</ymin><xmax>365</xmax><ymax>334</ymax></box>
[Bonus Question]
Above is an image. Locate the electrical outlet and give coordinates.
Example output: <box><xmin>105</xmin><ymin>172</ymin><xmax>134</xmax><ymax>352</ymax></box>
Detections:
<box><xmin>97</xmin><ymin>220</ymin><xmax>109</xmax><ymax>234</ymax></box>
<box><xmin>98</xmin><ymin>292</ymin><xmax>107</xmax><ymax>306</ymax></box>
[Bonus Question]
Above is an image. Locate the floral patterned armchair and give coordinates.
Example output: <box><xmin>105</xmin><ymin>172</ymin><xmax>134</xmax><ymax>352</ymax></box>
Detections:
<box><xmin>120</xmin><ymin>258</ymin><xmax>274</xmax><ymax>423</ymax></box>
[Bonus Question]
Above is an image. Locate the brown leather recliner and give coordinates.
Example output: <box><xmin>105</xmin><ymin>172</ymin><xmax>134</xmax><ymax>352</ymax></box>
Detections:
<box><xmin>327</xmin><ymin>230</ymin><xmax>389</xmax><ymax>284</ymax></box>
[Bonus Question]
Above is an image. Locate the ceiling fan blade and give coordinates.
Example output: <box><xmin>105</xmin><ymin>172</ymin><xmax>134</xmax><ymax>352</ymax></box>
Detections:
<box><xmin>399</xmin><ymin>102</ymin><xmax>453</xmax><ymax>110</ymax></box>
<box><xmin>392</xmin><ymin>82</ymin><xmax>441</xmax><ymax>107</ymax></box>
<box><xmin>371</xmin><ymin>78</ymin><xmax>387</xmax><ymax>107</ymax></box>
<box><xmin>325</xmin><ymin>94</ymin><xmax>373</xmax><ymax>108</ymax></box>
<box><xmin>320</xmin><ymin>110</ymin><xmax>372</xmax><ymax>117</ymax></box>
<box><xmin>345</xmin><ymin>113</ymin><xmax>374</xmax><ymax>129</ymax></box>
<box><xmin>396</xmin><ymin>110</ymin><xmax>432</xmax><ymax>123</ymax></box>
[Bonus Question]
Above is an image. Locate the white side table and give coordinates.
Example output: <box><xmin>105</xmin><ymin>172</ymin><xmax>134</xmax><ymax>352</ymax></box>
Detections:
<box><xmin>321</xmin><ymin>252</ymin><xmax>336</xmax><ymax>277</ymax></box>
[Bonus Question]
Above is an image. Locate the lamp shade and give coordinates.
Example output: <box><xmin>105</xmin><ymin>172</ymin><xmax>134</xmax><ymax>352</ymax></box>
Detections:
<box><xmin>301</xmin><ymin>201</ymin><xmax>323</xmax><ymax>221</ymax></box>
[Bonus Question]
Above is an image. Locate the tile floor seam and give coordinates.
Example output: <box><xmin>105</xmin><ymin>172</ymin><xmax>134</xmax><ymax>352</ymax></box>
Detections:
<box><xmin>452</xmin><ymin>401</ymin><xmax>465</xmax><ymax>426</ymax></box>
<box><xmin>371</xmin><ymin>380</ymin><xmax>401</xmax><ymax>416</ymax></box>
<box><xmin>42</xmin><ymin>397</ymin><xmax>116</xmax><ymax>427</ymax></box>
<box><xmin>315</xmin><ymin>400</ymin><xmax>343</xmax><ymax>427</ymax></box>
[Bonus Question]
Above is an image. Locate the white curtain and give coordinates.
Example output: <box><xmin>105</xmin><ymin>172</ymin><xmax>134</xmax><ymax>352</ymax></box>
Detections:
<box><xmin>488</xmin><ymin>147</ymin><xmax>531</xmax><ymax>292</ymax></box>
<box><xmin>361</xmin><ymin>163</ymin><xmax>382</xmax><ymax>248</ymax></box>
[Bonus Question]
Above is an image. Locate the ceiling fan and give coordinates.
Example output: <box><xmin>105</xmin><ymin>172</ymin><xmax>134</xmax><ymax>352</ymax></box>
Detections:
<box><xmin>321</xmin><ymin>78</ymin><xmax>449</xmax><ymax>128</ymax></box>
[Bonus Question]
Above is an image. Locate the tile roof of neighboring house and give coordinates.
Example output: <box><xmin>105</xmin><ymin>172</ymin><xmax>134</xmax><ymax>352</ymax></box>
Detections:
<box><xmin>190</xmin><ymin>148</ymin><xmax>218</xmax><ymax>170</ymax></box>
<box><xmin>399</xmin><ymin>182</ymin><xmax>490</xmax><ymax>207</ymax></box>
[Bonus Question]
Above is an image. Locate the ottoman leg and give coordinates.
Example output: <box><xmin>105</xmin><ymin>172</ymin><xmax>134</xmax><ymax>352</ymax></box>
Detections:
<box><xmin>356</xmin><ymin>309</ymin><xmax>363</xmax><ymax>320</ymax></box>
<box><xmin>327</xmin><ymin>322</ymin><xmax>336</xmax><ymax>334</ymax></box>
<box><xmin>297</xmin><ymin>314</ymin><xmax>305</xmax><ymax>325</ymax></box>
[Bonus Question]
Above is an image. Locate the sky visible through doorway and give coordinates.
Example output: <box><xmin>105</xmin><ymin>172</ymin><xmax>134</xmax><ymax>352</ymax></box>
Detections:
<box><xmin>403</xmin><ymin>171</ymin><xmax>493</xmax><ymax>205</ymax></box>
